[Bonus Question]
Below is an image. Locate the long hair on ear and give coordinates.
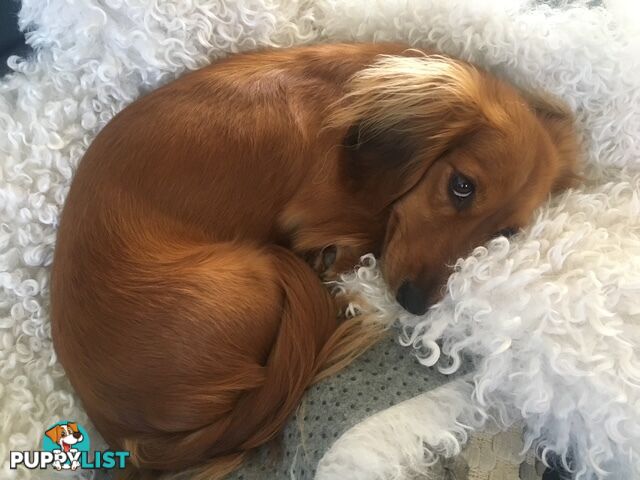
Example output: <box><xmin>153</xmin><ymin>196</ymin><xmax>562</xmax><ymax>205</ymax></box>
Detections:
<box><xmin>324</xmin><ymin>53</ymin><xmax>499</xmax><ymax>207</ymax></box>
<box><xmin>522</xmin><ymin>89</ymin><xmax>582</xmax><ymax>191</ymax></box>
<box><xmin>326</xmin><ymin>53</ymin><xmax>490</xmax><ymax>151</ymax></box>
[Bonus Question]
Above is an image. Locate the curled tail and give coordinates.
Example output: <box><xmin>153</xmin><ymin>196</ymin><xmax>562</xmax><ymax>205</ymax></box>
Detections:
<box><xmin>114</xmin><ymin>243</ymin><xmax>383</xmax><ymax>479</ymax></box>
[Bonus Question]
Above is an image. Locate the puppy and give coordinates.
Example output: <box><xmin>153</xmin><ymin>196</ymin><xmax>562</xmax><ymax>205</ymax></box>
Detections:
<box><xmin>45</xmin><ymin>422</ymin><xmax>83</xmax><ymax>470</ymax></box>
<box><xmin>51</xmin><ymin>43</ymin><xmax>579</xmax><ymax>478</ymax></box>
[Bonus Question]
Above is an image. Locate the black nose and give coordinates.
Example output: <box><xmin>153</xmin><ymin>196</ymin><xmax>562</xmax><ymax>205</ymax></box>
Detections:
<box><xmin>396</xmin><ymin>281</ymin><xmax>428</xmax><ymax>315</ymax></box>
<box><xmin>73</xmin><ymin>432</ymin><xmax>82</xmax><ymax>439</ymax></box>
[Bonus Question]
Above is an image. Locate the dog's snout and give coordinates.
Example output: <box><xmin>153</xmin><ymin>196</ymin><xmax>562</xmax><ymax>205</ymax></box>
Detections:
<box><xmin>396</xmin><ymin>281</ymin><xmax>428</xmax><ymax>315</ymax></box>
<box><xmin>73</xmin><ymin>432</ymin><xmax>82</xmax><ymax>440</ymax></box>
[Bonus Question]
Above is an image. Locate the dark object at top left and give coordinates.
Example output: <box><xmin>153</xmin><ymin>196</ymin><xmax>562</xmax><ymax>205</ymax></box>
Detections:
<box><xmin>0</xmin><ymin>1</ymin><xmax>31</xmax><ymax>77</ymax></box>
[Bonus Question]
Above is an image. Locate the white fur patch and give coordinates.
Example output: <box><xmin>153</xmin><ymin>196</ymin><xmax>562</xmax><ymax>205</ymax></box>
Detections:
<box><xmin>317</xmin><ymin>379</ymin><xmax>481</xmax><ymax>480</ymax></box>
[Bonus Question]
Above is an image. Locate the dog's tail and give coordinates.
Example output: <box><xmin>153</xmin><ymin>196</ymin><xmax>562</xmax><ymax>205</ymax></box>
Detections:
<box><xmin>115</xmin><ymin>243</ymin><xmax>384</xmax><ymax>479</ymax></box>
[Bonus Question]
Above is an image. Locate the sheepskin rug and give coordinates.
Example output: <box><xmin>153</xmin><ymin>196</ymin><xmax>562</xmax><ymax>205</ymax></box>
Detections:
<box><xmin>0</xmin><ymin>0</ymin><xmax>638</xmax><ymax>479</ymax></box>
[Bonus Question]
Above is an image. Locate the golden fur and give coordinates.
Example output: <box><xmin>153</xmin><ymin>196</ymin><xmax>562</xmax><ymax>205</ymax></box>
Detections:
<box><xmin>50</xmin><ymin>43</ymin><xmax>579</xmax><ymax>478</ymax></box>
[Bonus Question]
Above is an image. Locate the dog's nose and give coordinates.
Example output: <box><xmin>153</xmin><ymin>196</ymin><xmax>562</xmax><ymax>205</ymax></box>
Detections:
<box><xmin>396</xmin><ymin>281</ymin><xmax>428</xmax><ymax>315</ymax></box>
<box><xmin>73</xmin><ymin>432</ymin><xmax>82</xmax><ymax>439</ymax></box>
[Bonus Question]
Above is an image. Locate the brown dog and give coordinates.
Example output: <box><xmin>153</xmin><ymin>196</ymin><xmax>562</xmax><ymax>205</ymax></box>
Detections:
<box><xmin>51</xmin><ymin>43</ymin><xmax>578</xmax><ymax>478</ymax></box>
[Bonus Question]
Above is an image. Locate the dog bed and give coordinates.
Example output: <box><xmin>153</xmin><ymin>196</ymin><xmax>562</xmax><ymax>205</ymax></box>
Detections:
<box><xmin>1</xmin><ymin>1</ymin><xmax>639</xmax><ymax>479</ymax></box>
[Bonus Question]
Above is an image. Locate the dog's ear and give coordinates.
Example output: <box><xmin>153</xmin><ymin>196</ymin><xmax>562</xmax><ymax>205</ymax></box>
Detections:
<box><xmin>340</xmin><ymin>122</ymin><xmax>421</xmax><ymax>202</ymax></box>
<box><xmin>525</xmin><ymin>91</ymin><xmax>581</xmax><ymax>192</ymax></box>
<box><xmin>328</xmin><ymin>53</ymin><xmax>482</xmax><ymax>204</ymax></box>
<box><xmin>45</xmin><ymin>425</ymin><xmax>62</xmax><ymax>444</ymax></box>
<box><xmin>68</xmin><ymin>422</ymin><xmax>79</xmax><ymax>433</ymax></box>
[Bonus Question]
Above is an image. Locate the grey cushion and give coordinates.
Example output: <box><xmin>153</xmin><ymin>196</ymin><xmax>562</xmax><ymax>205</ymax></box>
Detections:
<box><xmin>229</xmin><ymin>330</ymin><xmax>465</xmax><ymax>479</ymax></box>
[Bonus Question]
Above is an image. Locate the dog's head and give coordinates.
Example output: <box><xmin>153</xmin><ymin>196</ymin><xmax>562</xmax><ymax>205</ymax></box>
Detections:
<box><xmin>331</xmin><ymin>54</ymin><xmax>579</xmax><ymax>314</ymax></box>
<box><xmin>45</xmin><ymin>423</ymin><xmax>83</xmax><ymax>446</ymax></box>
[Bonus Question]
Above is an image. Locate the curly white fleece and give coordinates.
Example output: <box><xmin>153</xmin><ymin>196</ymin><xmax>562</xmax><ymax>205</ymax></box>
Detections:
<box><xmin>332</xmin><ymin>174</ymin><xmax>640</xmax><ymax>479</ymax></box>
<box><xmin>1</xmin><ymin>1</ymin><xmax>638</xmax><ymax>479</ymax></box>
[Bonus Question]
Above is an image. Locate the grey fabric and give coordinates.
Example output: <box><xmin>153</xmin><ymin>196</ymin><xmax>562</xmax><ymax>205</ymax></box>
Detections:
<box><xmin>229</xmin><ymin>330</ymin><xmax>466</xmax><ymax>479</ymax></box>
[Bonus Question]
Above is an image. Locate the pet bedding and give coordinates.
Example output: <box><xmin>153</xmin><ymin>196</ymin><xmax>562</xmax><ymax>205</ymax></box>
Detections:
<box><xmin>1</xmin><ymin>1</ymin><xmax>638</xmax><ymax>479</ymax></box>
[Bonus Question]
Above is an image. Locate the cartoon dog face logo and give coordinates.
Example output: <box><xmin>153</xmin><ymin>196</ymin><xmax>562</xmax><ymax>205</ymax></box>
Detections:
<box><xmin>44</xmin><ymin>422</ymin><xmax>84</xmax><ymax>470</ymax></box>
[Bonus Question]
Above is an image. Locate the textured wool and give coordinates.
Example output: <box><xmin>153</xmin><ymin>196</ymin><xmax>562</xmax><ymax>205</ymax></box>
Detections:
<box><xmin>0</xmin><ymin>1</ymin><xmax>638</xmax><ymax>479</ymax></box>
<box><xmin>331</xmin><ymin>175</ymin><xmax>640</xmax><ymax>478</ymax></box>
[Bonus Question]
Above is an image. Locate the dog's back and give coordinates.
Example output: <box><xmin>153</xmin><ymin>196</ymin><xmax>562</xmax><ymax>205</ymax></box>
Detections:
<box><xmin>51</xmin><ymin>41</ymin><xmax>579</xmax><ymax>478</ymax></box>
<box><xmin>51</xmin><ymin>43</ymin><xmax>406</xmax><ymax>477</ymax></box>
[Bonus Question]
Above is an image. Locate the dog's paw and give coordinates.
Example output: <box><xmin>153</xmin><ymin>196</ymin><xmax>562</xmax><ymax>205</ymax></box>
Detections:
<box><xmin>308</xmin><ymin>244</ymin><xmax>368</xmax><ymax>281</ymax></box>
<box><xmin>306</xmin><ymin>245</ymin><xmax>337</xmax><ymax>276</ymax></box>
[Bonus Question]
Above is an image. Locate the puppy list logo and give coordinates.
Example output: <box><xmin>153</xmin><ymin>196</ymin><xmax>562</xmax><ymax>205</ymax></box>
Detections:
<box><xmin>10</xmin><ymin>421</ymin><xmax>129</xmax><ymax>471</ymax></box>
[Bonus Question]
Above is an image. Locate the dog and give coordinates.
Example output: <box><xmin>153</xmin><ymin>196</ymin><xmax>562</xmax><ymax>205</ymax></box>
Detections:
<box><xmin>50</xmin><ymin>43</ymin><xmax>579</xmax><ymax>478</ymax></box>
<box><xmin>44</xmin><ymin>422</ymin><xmax>83</xmax><ymax>470</ymax></box>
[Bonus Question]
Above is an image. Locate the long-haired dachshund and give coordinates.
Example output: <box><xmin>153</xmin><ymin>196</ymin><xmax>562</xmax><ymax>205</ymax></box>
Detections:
<box><xmin>51</xmin><ymin>43</ymin><xmax>578</xmax><ymax>478</ymax></box>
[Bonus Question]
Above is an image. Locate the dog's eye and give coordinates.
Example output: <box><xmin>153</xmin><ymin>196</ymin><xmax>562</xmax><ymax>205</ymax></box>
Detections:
<box><xmin>449</xmin><ymin>173</ymin><xmax>475</xmax><ymax>206</ymax></box>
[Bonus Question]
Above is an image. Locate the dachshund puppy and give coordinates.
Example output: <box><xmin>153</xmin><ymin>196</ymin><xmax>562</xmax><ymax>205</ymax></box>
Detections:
<box><xmin>51</xmin><ymin>43</ymin><xmax>579</xmax><ymax>478</ymax></box>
